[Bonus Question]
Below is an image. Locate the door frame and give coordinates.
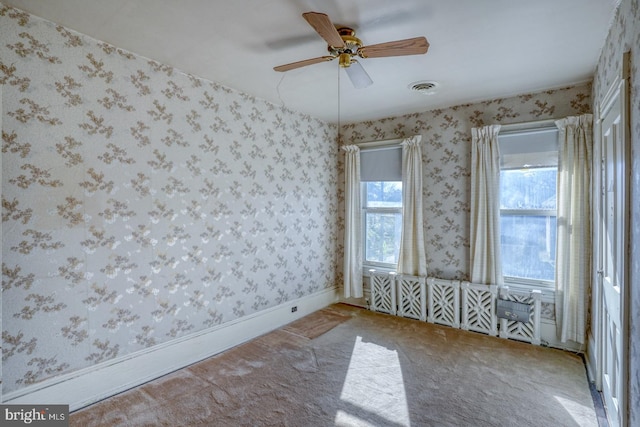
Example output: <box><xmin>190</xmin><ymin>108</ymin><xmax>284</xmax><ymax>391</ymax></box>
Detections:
<box><xmin>589</xmin><ymin>100</ymin><xmax>603</xmax><ymax>390</ymax></box>
<box><xmin>592</xmin><ymin>51</ymin><xmax>631</xmax><ymax>427</ymax></box>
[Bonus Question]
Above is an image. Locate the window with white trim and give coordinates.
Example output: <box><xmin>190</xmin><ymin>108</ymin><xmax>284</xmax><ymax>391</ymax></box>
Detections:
<box><xmin>360</xmin><ymin>143</ymin><xmax>402</xmax><ymax>269</ymax></box>
<box><xmin>498</xmin><ymin>127</ymin><xmax>559</xmax><ymax>288</ymax></box>
<box><xmin>363</xmin><ymin>181</ymin><xmax>402</xmax><ymax>267</ymax></box>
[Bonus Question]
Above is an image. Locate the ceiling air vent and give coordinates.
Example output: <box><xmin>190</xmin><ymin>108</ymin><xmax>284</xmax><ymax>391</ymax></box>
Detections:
<box><xmin>409</xmin><ymin>80</ymin><xmax>439</xmax><ymax>95</ymax></box>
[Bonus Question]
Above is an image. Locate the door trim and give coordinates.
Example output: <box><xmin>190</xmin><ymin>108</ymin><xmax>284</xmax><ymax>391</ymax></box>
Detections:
<box><xmin>595</xmin><ymin>50</ymin><xmax>631</xmax><ymax>427</ymax></box>
<box><xmin>587</xmin><ymin>106</ymin><xmax>603</xmax><ymax>389</ymax></box>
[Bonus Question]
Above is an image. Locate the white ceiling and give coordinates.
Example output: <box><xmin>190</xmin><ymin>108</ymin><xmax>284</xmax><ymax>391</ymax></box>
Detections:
<box><xmin>3</xmin><ymin>0</ymin><xmax>617</xmax><ymax>124</ymax></box>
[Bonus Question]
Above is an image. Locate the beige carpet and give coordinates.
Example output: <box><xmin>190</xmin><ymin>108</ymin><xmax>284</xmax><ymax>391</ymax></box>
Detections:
<box><xmin>70</xmin><ymin>304</ymin><xmax>598</xmax><ymax>426</ymax></box>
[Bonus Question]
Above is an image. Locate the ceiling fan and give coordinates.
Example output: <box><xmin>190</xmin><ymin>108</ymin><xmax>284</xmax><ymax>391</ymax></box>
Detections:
<box><xmin>273</xmin><ymin>12</ymin><xmax>429</xmax><ymax>89</ymax></box>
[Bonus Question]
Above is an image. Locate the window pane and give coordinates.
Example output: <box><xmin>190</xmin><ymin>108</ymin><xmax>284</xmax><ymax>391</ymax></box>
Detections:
<box><xmin>365</xmin><ymin>212</ymin><xmax>402</xmax><ymax>265</ymax></box>
<box><xmin>500</xmin><ymin>168</ymin><xmax>557</xmax><ymax>210</ymax></box>
<box><xmin>365</xmin><ymin>181</ymin><xmax>402</xmax><ymax>208</ymax></box>
<box><xmin>500</xmin><ymin>214</ymin><xmax>556</xmax><ymax>282</ymax></box>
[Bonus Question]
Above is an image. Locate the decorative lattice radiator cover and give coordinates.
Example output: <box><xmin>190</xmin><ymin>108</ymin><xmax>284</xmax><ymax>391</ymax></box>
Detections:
<box><xmin>369</xmin><ymin>271</ymin><xmax>397</xmax><ymax>315</ymax></box>
<box><xmin>366</xmin><ymin>275</ymin><xmax>541</xmax><ymax>347</ymax></box>
<box><xmin>497</xmin><ymin>286</ymin><xmax>541</xmax><ymax>345</ymax></box>
<box><xmin>461</xmin><ymin>282</ymin><xmax>498</xmax><ymax>336</ymax></box>
<box><xmin>427</xmin><ymin>278</ymin><xmax>460</xmax><ymax>328</ymax></box>
<box><xmin>397</xmin><ymin>275</ymin><xmax>427</xmax><ymax>321</ymax></box>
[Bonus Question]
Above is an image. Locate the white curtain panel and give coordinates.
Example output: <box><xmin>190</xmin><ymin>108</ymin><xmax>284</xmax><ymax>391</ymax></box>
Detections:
<box><xmin>342</xmin><ymin>145</ymin><xmax>363</xmax><ymax>298</ymax></box>
<box><xmin>470</xmin><ymin>125</ymin><xmax>503</xmax><ymax>285</ymax></box>
<box><xmin>555</xmin><ymin>114</ymin><xmax>593</xmax><ymax>344</ymax></box>
<box><xmin>397</xmin><ymin>135</ymin><xmax>427</xmax><ymax>276</ymax></box>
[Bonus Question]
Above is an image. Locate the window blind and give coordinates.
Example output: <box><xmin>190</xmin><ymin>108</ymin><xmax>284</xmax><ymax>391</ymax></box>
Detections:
<box><xmin>498</xmin><ymin>127</ymin><xmax>559</xmax><ymax>169</ymax></box>
<box><xmin>360</xmin><ymin>145</ymin><xmax>402</xmax><ymax>181</ymax></box>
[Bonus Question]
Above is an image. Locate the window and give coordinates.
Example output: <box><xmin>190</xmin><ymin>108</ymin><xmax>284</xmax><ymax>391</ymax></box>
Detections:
<box><xmin>363</xmin><ymin>181</ymin><xmax>402</xmax><ymax>267</ymax></box>
<box><xmin>359</xmin><ymin>142</ymin><xmax>403</xmax><ymax>269</ymax></box>
<box><xmin>498</xmin><ymin>127</ymin><xmax>558</xmax><ymax>287</ymax></box>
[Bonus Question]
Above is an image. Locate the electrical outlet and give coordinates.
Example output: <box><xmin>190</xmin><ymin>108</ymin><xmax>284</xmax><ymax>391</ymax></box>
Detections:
<box><xmin>291</xmin><ymin>306</ymin><xmax>297</xmax><ymax>313</ymax></box>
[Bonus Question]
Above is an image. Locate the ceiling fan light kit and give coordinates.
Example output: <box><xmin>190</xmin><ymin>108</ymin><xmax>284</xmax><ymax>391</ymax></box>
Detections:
<box><xmin>274</xmin><ymin>12</ymin><xmax>429</xmax><ymax>89</ymax></box>
<box><xmin>344</xmin><ymin>60</ymin><xmax>373</xmax><ymax>89</ymax></box>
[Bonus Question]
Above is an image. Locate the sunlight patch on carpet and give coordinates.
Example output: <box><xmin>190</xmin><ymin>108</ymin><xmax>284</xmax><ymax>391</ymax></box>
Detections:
<box><xmin>335</xmin><ymin>410</ymin><xmax>377</xmax><ymax>427</ymax></box>
<box><xmin>336</xmin><ymin>336</ymin><xmax>410</xmax><ymax>427</ymax></box>
<box><xmin>554</xmin><ymin>395</ymin><xmax>597</xmax><ymax>424</ymax></box>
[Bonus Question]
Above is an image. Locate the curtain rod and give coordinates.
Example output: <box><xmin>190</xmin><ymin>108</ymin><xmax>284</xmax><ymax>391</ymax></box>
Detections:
<box><xmin>356</xmin><ymin>135</ymin><xmax>421</xmax><ymax>150</ymax></box>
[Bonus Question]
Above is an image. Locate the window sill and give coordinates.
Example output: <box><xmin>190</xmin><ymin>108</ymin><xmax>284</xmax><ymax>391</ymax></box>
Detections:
<box><xmin>362</xmin><ymin>265</ymin><xmax>397</xmax><ymax>277</ymax></box>
<box><xmin>502</xmin><ymin>279</ymin><xmax>555</xmax><ymax>302</ymax></box>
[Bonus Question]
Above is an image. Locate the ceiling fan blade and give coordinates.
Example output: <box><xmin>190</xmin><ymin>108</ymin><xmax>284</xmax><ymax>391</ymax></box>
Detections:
<box><xmin>274</xmin><ymin>56</ymin><xmax>335</xmax><ymax>72</ymax></box>
<box><xmin>359</xmin><ymin>36</ymin><xmax>429</xmax><ymax>58</ymax></box>
<box><xmin>302</xmin><ymin>12</ymin><xmax>345</xmax><ymax>48</ymax></box>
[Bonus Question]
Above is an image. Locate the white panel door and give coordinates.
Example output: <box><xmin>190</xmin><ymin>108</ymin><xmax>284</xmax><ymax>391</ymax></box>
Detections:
<box><xmin>598</xmin><ymin>53</ymin><xmax>629</xmax><ymax>427</ymax></box>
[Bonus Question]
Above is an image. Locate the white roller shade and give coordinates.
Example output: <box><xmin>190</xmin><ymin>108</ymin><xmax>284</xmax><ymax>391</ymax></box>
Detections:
<box><xmin>498</xmin><ymin>127</ymin><xmax>559</xmax><ymax>169</ymax></box>
<box><xmin>360</xmin><ymin>145</ymin><xmax>402</xmax><ymax>181</ymax></box>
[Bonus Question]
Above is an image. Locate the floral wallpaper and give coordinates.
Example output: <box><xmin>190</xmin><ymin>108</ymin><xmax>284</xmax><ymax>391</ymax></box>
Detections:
<box><xmin>339</xmin><ymin>84</ymin><xmax>592</xmax><ymax>284</ymax></box>
<box><xmin>337</xmin><ymin>84</ymin><xmax>593</xmax><ymax>326</ymax></box>
<box><xmin>593</xmin><ymin>0</ymin><xmax>640</xmax><ymax>423</ymax></box>
<box><xmin>1</xmin><ymin>5</ymin><xmax>338</xmax><ymax>394</ymax></box>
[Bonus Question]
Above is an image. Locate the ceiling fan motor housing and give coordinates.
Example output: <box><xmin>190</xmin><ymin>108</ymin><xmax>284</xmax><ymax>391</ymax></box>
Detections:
<box><xmin>329</xmin><ymin>27</ymin><xmax>363</xmax><ymax>67</ymax></box>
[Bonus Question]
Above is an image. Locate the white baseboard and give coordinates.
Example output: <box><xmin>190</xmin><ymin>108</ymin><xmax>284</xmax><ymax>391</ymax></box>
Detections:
<box><xmin>585</xmin><ymin>334</ymin><xmax>599</xmax><ymax>384</ymax></box>
<box><xmin>339</xmin><ymin>288</ymin><xmax>370</xmax><ymax>309</ymax></box>
<box><xmin>539</xmin><ymin>319</ymin><xmax>584</xmax><ymax>353</ymax></box>
<box><xmin>3</xmin><ymin>287</ymin><xmax>339</xmax><ymax>411</ymax></box>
